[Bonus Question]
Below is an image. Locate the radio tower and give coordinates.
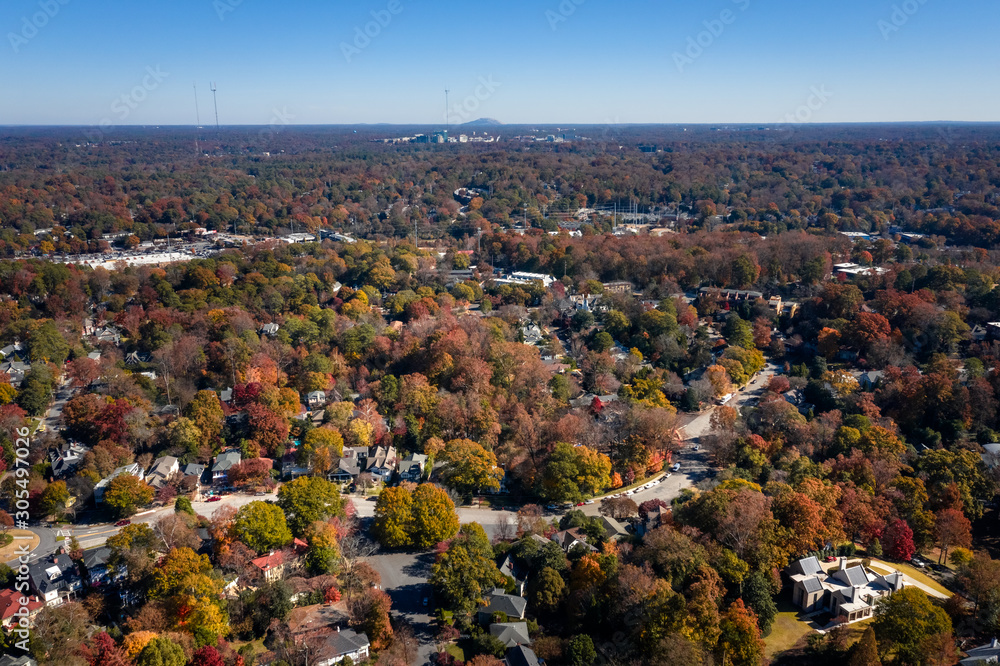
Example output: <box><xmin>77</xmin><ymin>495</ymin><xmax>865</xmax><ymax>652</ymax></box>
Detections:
<box><xmin>193</xmin><ymin>84</ymin><xmax>201</xmax><ymax>126</ymax></box>
<box><xmin>210</xmin><ymin>82</ymin><xmax>220</xmax><ymax>130</ymax></box>
<box><xmin>445</xmin><ymin>89</ymin><xmax>450</xmax><ymax>134</ymax></box>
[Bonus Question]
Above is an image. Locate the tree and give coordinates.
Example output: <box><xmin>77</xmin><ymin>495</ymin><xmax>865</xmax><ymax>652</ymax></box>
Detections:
<box><xmin>246</xmin><ymin>403</ymin><xmax>290</xmax><ymax>456</ymax></box>
<box><xmin>189</xmin><ymin>646</ymin><xmax>226</xmax><ymax>666</ymax></box>
<box><xmin>305</xmin><ymin>520</ymin><xmax>341</xmax><ymax>575</ymax></box>
<box><xmin>430</xmin><ymin>523</ymin><xmax>505</xmax><ymax>615</ymax></box>
<box><xmin>39</xmin><ymin>480</ymin><xmax>70</xmax><ymax>517</ymax></box>
<box><xmin>723</xmin><ymin>314</ymin><xmax>753</xmax><ymax>350</ymax></box>
<box><xmin>226</xmin><ymin>458</ymin><xmax>274</xmax><ymax>488</ymax></box>
<box><xmin>233</xmin><ymin>501</ymin><xmax>292</xmax><ymax>553</ymax></box>
<box><xmin>175</xmin><ymin>497</ymin><xmax>195</xmax><ymax>515</ymax></box>
<box><xmin>848</xmin><ymin>626</ymin><xmax>881</xmax><ymax>666</ymax></box>
<box><xmin>529</xmin><ymin>566</ymin><xmax>566</xmax><ymax>613</ymax></box>
<box><xmin>934</xmin><ymin>508</ymin><xmax>972</xmax><ymax>565</ymax></box>
<box><xmin>439</xmin><ymin>438</ymin><xmax>504</xmax><ymax>495</ymax></box>
<box><xmin>81</xmin><ymin>631</ymin><xmax>130</xmax><ymax>666</ymax></box>
<box><xmin>103</xmin><ymin>474</ymin><xmax>154</xmax><ymax>518</ymax></box>
<box><xmin>873</xmin><ymin>588</ymin><xmax>952</xmax><ymax>665</ymax></box>
<box><xmin>166</xmin><ymin>417</ymin><xmax>202</xmax><ymax>461</ymax></box>
<box><xmin>716</xmin><ymin>599</ymin><xmax>765</xmax><ymax>666</ymax></box>
<box><xmin>882</xmin><ymin>518</ymin><xmax>916</xmax><ymax>562</ymax></box>
<box><xmin>599</xmin><ymin>496</ymin><xmax>638</xmax><ymax>520</ymax></box>
<box><xmin>135</xmin><ymin>636</ymin><xmax>186</xmax><ymax>666</ymax></box>
<box><xmin>743</xmin><ymin>570</ymin><xmax>777</xmax><ymax>635</ymax></box>
<box><xmin>348</xmin><ymin>587</ymin><xmax>394</xmax><ymax>651</ymax></box>
<box><xmin>566</xmin><ymin>635</ymin><xmax>597</xmax><ymax>666</ymax></box>
<box><xmin>277</xmin><ymin>475</ymin><xmax>344</xmax><ymax>536</ymax></box>
<box><xmin>31</xmin><ymin>602</ymin><xmax>92</xmax><ymax>665</ymax></box>
<box><xmin>185</xmin><ymin>390</ymin><xmax>224</xmax><ymax>445</ymax></box>
<box><xmin>409</xmin><ymin>483</ymin><xmax>460</xmax><ymax>549</ymax></box>
<box><xmin>372</xmin><ymin>486</ymin><xmax>413</xmax><ymax>548</ymax></box>
<box><xmin>541</xmin><ymin>443</ymin><xmax>611</xmax><ymax>503</ymax></box>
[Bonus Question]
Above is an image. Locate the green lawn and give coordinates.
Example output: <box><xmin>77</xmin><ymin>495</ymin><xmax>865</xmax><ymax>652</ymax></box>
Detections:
<box><xmin>868</xmin><ymin>559</ymin><xmax>951</xmax><ymax>596</ymax></box>
<box><xmin>445</xmin><ymin>643</ymin><xmax>465</xmax><ymax>662</ymax></box>
<box><xmin>764</xmin><ymin>598</ymin><xmax>812</xmax><ymax>660</ymax></box>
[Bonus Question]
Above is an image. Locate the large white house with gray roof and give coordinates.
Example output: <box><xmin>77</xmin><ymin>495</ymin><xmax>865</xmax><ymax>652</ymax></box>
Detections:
<box><xmin>788</xmin><ymin>556</ymin><xmax>906</xmax><ymax>623</ymax></box>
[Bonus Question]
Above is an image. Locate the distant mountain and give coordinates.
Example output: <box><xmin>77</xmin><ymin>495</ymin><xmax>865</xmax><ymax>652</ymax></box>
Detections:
<box><xmin>462</xmin><ymin>118</ymin><xmax>503</xmax><ymax>127</ymax></box>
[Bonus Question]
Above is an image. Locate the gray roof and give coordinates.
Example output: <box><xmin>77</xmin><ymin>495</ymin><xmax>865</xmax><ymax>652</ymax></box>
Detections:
<box><xmin>505</xmin><ymin>645</ymin><xmax>541</xmax><ymax>666</ymax></box>
<box><xmin>490</xmin><ymin>622</ymin><xmax>531</xmax><ymax>648</ymax></box>
<box><xmin>0</xmin><ymin>655</ymin><xmax>38</xmax><ymax>666</ymax></box>
<box><xmin>82</xmin><ymin>547</ymin><xmax>112</xmax><ymax>570</ymax></box>
<box><xmin>483</xmin><ymin>589</ymin><xmax>527</xmax><ymax>619</ymax></box>
<box><xmin>314</xmin><ymin>628</ymin><xmax>369</xmax><ymax>659</ymax></box>
<box><xmin>183</xmin><ymin>463</ymin><xmax>206</xmax><ymax>478</ymax></box>
<box><xmin>28</xmin><ymin>553</ymin><xmax>80</xmax><ymax>596</ymax></box>
<box><xmin>839</xmin><ymin>565</ymin><xmax>871</xmax><ymax>588</ymax></box>
<box><xmin>963</xmin><ymin>638</ymin><xmax>1000</xmax><ymax>665</ymax></box>
<box><xmin>802</xmin><ymin>577</ymin><xmax>823</xmax><ymax>594</ymax></box>
<box><xmin>796</xmin><ymin>556</ymin><xmax>823</xmax><ymax>576</ymax></box>
<box><xmin>212</xmin><ymin>451</ymin><xmax>242</xmax><ymax>473</ymax></box>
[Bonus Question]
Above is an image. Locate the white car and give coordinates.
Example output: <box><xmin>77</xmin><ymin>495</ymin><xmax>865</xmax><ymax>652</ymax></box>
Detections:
<box><xmin>625</xmin><ymin>490</ymin><xmax>634</xmax><ymax>496</ymax></box>
<box><xmin>671</xmin><ymin>463</ymin><xmax>681</xmax><ymax>472</ymax></box>
<box><xmin>584</xmin><ymin>499</ymin><xmax>594</xmax><ymax>505</ymax></box>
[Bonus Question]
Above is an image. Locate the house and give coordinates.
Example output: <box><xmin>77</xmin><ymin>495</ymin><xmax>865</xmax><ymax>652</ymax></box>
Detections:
<box><xmin>788</xmin><ymin>556</ymin><xmax>906</xmax><ymax>622</ymax></box>
<box><xmin>499</xmin><ymin>555</ymin><xmax>528</xmax><ymax>595</ymax></box>
<box><xmin>366</xmin><ymin>445</ymin><xmax>397</xmax><ymax>481</ymax></box>
<box><xmin>309</xmin><ymin>628</ymin><xmax>371</xmax><ymax>665</ymax></box>
<box><xmin>92</xmin><ymin>326</ymin><xmax>121</xmax><ymax>345</ymax></box>
<box><xmin>28</xmin><ymin>553</ymin><xmax>82</xmax><ymax>606</ymax></box>
<box><xmin>603</xmin><ymin>281</ymin><xmax>633</xmax><ymax>294</ymax></box>
<box><xmin>0</xmin><ymin>655</ymin><xmax>37</xmax><ymax>666</ymax></box>
<box><xmin>550</xmin><ymin>528</ymin><xmax>597</xmax><ymax>554</ymax></box>
<box><xmin>219</xmin><ymin>387</ymin><xmax>233</xmax><ymax>404</ymax></box>
<box><xmin>0</xmin><ymin>589</ymin><xmax>43</xmax><ymax>629</ymax></box>
<box><xmin>307</xmin><ymin>391</ymin><xmax>327</xmax><ymax>408</ymax></box>
<box><xmin>212</xmin><ymin>451</ymin><xmax>242</xmax><ymax>485</ymax></box>
<box><xmin>962</xmin><ymin>638</ymin><xmax>1000</xmax><ymax>665</ymax></box>
<box><xmin>260</xmin><ymin>323</ymin><xmax>280</xmax><ymax>337</ymax></box>
<box><xmin>0</xmin><ymin>360</ymin><xmax>30</xmax><ymax>385</ymax></box>
<box><xmin>397</xmin><ymin>453</ymin><xmax>427</xmax><ymax>483</ymax></box>
<box><xmin>93</xmin><ymin>463</ymin><xmax>145</xmax><ymax>504</ymax></box>
<box><xmin>49</xmin><ymin>441</ymin><xmax>87</xmax><ymax>478</ymax></box>
<box><xmin>478</xmin><ymin>589</ymin><xmax>527</xmax><ymax>625</ymax></box>
<box><xmin>288</xmin><ymin>602</ymin><xmax>351</xmax><ymax>640</ymax></box>
<box><xmin>251</xmin><ymin>548</ymin><xmax>301</xmax><ymax>583</ymax></box>
<box><xmin>859</xmin><ymin>371</ymin><xmax>884</xmax><ymax>391</ymax></box>
<box><xmin>599</xmin><ymin>516</ymin><xmax>629</xmax><ymax>541</ymax></box>
<box><xmin>490</xmin><ymin>622</ymin><xmax>531</xmax><ymax>648</ymax></box>
<box><xmin>145</xmin><ymin>456</ymin><xmax>180</xmax><ymax>489</ymax></box>
<box><xmin>86</xmin><ymin>351</ymin><xmax>102</xmax><ymax>361</ymax></box>
<box><xmin>182</xmin><ymin>463</ymin><xmax>207</xmax><ymax>489</ymax></box>
<box><xmin>0</xmin><ymin>342</ymin><xmax>24</xmax><ymax>361</ymax></box>
<box><xmin>505</xmin><ymin>645</ymin><xmax>542</xmax><ymax>666</ymax></box>
<box><xmin>82</xmin><ymin>547</ymin><xmax>123</xmax><ymax>588</ymax></box>
<box><xmin>972</xmin><ymin>325</ymin><xmax>989</xmax><ymax>342</ymax></box>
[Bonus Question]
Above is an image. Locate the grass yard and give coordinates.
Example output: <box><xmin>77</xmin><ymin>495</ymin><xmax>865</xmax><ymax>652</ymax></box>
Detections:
<box><xmin>764</xmin><ymin>609</ymin><xmax>812</xmax><ymax>660</ymax></box>
<box><xmin>445</xmin><ymin>643</ymin><xmax>466</xmax><ymax>662</ymax></box>
<box><xmin>868</xmin><ymin>558</ymin><xmax>952</xmax><ymax>597</ymax></box>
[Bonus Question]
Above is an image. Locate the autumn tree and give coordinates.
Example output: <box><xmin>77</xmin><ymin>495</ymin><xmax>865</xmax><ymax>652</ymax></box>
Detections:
<box><xmin>882</xmin><ymin>518</ymin><xmax>916</xmax><ymax>562</ymax></box>
<box><xmin>276</xmin><ymin>475</ymin><xmax>344</xmax><ymax>536</ymax></box>
<box><xmin>716</xmin><ymin>599</ymin><xmax>765</xmax><ymax>666</ymax></box>
<box><xmin>873</xmin><ymin>588</ymin><xmax>953</xmax><ymax>665</ymax></box>
<box><xmin>438</xmin><ymin>438</ymin><xmax>504</xmax><ymax>495</ymax></box>
<box><xmin>103</xmin><ymin>474</ymin><xmax>154</xmax><ymax>518</ymax></box>
<box><xmin>233</xmin><ymin>501</ymin><xmax>293</xmax><ymax>553</ymax></box>
<box><xmin>934</xmin><ymin>508</ymin><xmax>972</xmax><ymax>565</ymax></box>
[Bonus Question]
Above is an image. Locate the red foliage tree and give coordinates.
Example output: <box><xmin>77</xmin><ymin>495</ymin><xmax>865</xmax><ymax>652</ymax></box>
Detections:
<box><xmin>934</xmin><ymin>508</ymin><xmax>972</xmax><ymax>564</ymax></box>
<box><xmin>226</xmin><ymin>458</ymin><xmax>274</xmax><ymax>488</ymax></box>
<box><xmin>245</xmin><ymin>403</ymin><xmax>289</xmax><ymax>456</ymax></box>
<box><xmin>232</xmin><ymin>382</ymin><xmax>263</xmax><ymax>409</ymax></box>
<box><xmin>882</xmin><ymin>518</ymin><xmax>916</xmax><ymax>562</ymax></box>
<box><xmin>189</xmin><ymin>646</ymin><xmax>226</xmax><ymax>666</ymax></box>
<box><xmin>80</xmin><ymin>631</ymin><xmax>130</xmax><ymax>666</ymax></box>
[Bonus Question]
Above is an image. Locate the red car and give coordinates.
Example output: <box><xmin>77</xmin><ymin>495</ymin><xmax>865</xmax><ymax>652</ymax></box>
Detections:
<box><xmin>115</xmin><ymin>519</ymin><xmax>131</xmax><ymax>527</ymax></box>
<box><xmin>206</xmin><ymin>496</ymin><xmax>223</xmax><ymax>502</ymax></box>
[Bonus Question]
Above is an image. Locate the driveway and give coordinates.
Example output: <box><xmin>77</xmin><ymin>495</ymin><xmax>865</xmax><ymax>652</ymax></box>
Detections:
<box><xmin>367</xmin><ymin>551</ymin><xmax>437</xmax><ymax>665</ymax></box>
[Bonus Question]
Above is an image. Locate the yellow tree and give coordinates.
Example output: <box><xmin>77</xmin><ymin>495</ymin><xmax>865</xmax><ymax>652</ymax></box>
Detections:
<box><xmin>439</xmin><ymin>439</ymin><xmax>504</xmax><ymax>495</ymax></box>
<box><xmin>372</xmin><ymin>486</ymin><xmax>413</xmax><ymax>548</ymax></box>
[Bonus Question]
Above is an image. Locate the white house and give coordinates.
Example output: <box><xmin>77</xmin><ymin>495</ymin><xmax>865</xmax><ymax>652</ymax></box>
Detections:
<box><xmin>788</xmin><ymin>556</ymin><xmax>905</xmax><ymax>623</ymax></box>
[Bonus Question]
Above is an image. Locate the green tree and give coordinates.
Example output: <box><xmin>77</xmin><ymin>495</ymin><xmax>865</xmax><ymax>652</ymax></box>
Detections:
<box><xmin>723</xmin><ymin>314</ymin><xmax>754</xmax><ymax>350</ymax></box>
<box><xmin>372</xmin><ymin>486</ymin><xmax>414</xmax><ymax>548</ymax></box>
<box><xmin>175</xmin><ymin>496</ymin><xmax>195</xmax><ymax>516</ymax></box>
<box><xmin>409</xmin><ymin>483</ymin><xmax>460</xmax><ymax>548</ymax></box>
<box><xmin>166</xmin><ymin>417</ymin><xmax>202</xmax><ymax>461</ymax></box>
<box><xmin>39</xmin><ymin>480</ymin><xmax>70</xmax><ymax>517</ymax></box>
<box><xmin>28</xmin><ymin>320</ymin><xmax>70</xmax><ymax>366</ymax></box>
<box><xmin>873</xmin><ymin>588</ymin><xmax>952</xmax><ymax>665</ymax></box>
<box><xmin>742</xmin><ymin>570</ymin><xmax>777</xmax><ymax>635</ymax></box>
<box><xmin>233</xmin><ymin>501</ymin><xmax>293</xmax><ymax>553</ymax></box>
<box><xmin>305</xmin><ymin>521</ymin><xmax>340</xmax><ymax>575</ymax></box>
<box><xmin>135</xmin><ymin>636</ymin><xmax>186</xmax><ymax>666</ymax></box>
<box><xmin>848</xmin><ymin>626</ymin><xmax>881</xmax><ymax>666</ymax></box>
<box><xmin>567</xmin><ymin>635</ymin><xmax>597</xmax><ymax>666</ymax></box>
<box><xmin>541</xmin><ymin>443</ymin><xmax>611</xmax><ymax>503</ymax></box>
<box><xmin>430</xmin><ymin>523</ymin><xmax>505</xmax><ymax>616</ymax></box>
<box><xmin>529</xmin><ymin>566</ymin><xmax>566</xmax><ymax>613</ymax></box>
<box><xmin>103</xmin><ymin>474</ymin><xmax>154</xmax><ymax>518</ymax></box>
<box><xmin>277</xmin><ymin>475</ymin><xmax>344</xmax><ymax>536</ymax></box>
<box><xmin>439</xmin><ymin>439</ymin><xmax>504</xmax><ymax>495</ymax></box>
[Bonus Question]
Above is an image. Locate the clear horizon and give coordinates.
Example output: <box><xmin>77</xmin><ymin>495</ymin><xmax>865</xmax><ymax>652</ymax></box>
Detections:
<box><xmin>2</xmin><ymin>0</ymin><xmax>998</xmax><ymax>126</ymax></box>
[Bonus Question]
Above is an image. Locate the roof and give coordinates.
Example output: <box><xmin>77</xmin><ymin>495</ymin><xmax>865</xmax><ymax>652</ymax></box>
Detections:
<box><xmin>600</xmin><ymin>516</ymin><xmax>629</xmax><ymax>539</ymax></box>
<box><xmin>483</xmin><ymin>589</ymin><xmax>527</xmax><ymax>619</ymax></box>
<box><xmin>251</xmin><ymin>550</ymin><xmax>292</xmax><ymax>573</ymax></box>
<box><xmin>313</xmin><ymin>628</ymin><xmax>370</xmax><ymax>660</ymax></box>
<box><xmin>82</xmin><ymin>547</ymin><xmax>112</xmax><ymax>570</ymax></box>
<box><xmin>963</xmin><ymin>638</ymin><xmax>1000</xmax><ymax>665</ymax></box>
<box><xmin>794</xmin><ymin>556</ymin><xmax>823</xmax><ymax>577</ymax></box>
<box><xmin>0</xmin><ymin>589</ymin><xmax>43</xmax><ymax>624</ymax></box>
<box><xmin>28</xmin><ymin>553</ymin><xmax>79</xmax><ymax>596</ymax></box>
<box><xmin>837</xmin><ymin>565</ymin><xmax>871</xmax><ymax>588</ymax></box>
<box><xmin>288</xmin><ymin>602</ymin><xmax>351</xmax><ymax>636</ymax></box>
<box><xmin>0</xmin><ymin>655</ymin><xmax>37</xmax><ymax>666</ymax></box>
<box><xmin>212</xmin><ymin>451</ymin><xmax>242</xmax><ymax>473</ymax></box>
<box><xmin>183</xmin><ymin>463</ymin><xmax>206</xmax><ymax>478</ymax></box>
<box><xmin>505</xmin><ymin>645</ymin><xmax>542</xmax><ymax>666</ymax></box>
<box><xmin>490</xmin><ymin>622</ymin><xmax>531</xmax><ymax>648</ymax></box>
<box><xmin>802</xmin><ymin>577</ymin><xmax>823</xmax><ymax>594</ymax></box>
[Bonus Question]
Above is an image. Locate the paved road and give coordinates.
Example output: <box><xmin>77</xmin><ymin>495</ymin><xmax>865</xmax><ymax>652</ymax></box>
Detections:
<box><xmin>367</xmin><ymin>552</ymin><xmax>437</xmax><ymax>665</ymax></box>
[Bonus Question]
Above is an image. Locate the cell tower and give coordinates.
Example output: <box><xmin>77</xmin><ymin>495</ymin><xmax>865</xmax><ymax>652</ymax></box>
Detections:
<box><xmin>210</xmin><ymin>82</ymin><xmax>220</xmax><ymax>130</ymax></box>
<box><xmin>193</xmin><ymin>84</ymin><xmax>201</xmax><ymax>126</ymax></box>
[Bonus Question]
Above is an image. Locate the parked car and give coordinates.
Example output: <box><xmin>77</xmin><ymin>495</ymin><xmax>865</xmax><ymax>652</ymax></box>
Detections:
<box><xmin>584</xmin><ymin>499</ymin><xmax>594</xmax><ymax>505</ymax></box>
<box><xmin>255</xmin><ymin>492</ymin><xmax>266</xmax><ymax>496</ymax></box>
<box><xmin>115</xmin><ymin>519</ymin><xmax>131</xmax><ymax>527</ymax></box>
<box><xmin>671</xmin><ymin>463</ymin><xmax>681</xmax><ymax>472</ymax></box>
<box><xmin>910</xmin><ymin>557</ymin><xmax>927</xmax><ymax>568</ymax></box>
<box><xmin>206</xmin><ymin>496</ymin><xmax>223</xmax><ymax>502</ymax></box>
<box><xmin>824</xmin><ymin>556</ymin><xmax>837</xmax><ymax>563</ymax></box>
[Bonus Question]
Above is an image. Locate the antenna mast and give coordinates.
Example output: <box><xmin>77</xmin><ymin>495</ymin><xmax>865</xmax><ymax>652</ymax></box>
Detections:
<box><xmin>210</xmin><ymin>82</ymin><xmax>220</xmax><ymax>130</ymax></box>
<box><xmin>445</xmin><ymin>89</ymin><xmax>450</xmax><ymax>134</ymax></box>
<box><xmin>193</xmin><ymin>84</ymin><xmax>201</xmax><ymax>126</ymax></box>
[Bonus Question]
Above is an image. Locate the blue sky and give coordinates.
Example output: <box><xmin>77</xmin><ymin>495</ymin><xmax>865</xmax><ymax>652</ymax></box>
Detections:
<box><xmin>1</xmin><ymin>0</ymin><xmax>998</xmax><ymax>125</ymax></box>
